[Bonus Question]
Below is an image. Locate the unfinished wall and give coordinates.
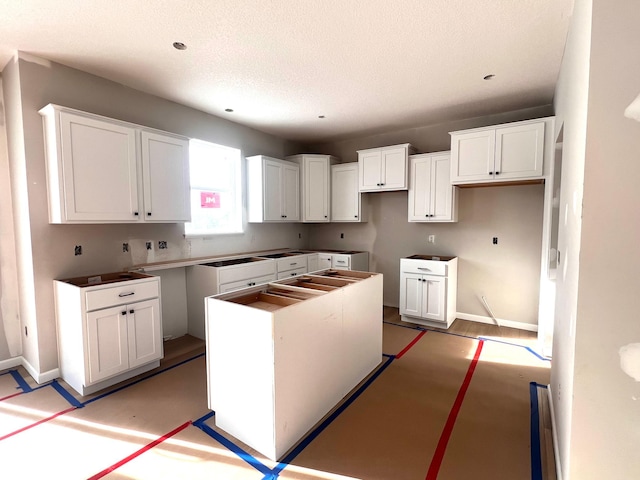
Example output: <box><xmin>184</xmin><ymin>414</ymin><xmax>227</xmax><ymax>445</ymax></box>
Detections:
<box><xmin>308</xmin><ymin>106</ymin><xmax>552</xmax><ymax>328</ymax></box>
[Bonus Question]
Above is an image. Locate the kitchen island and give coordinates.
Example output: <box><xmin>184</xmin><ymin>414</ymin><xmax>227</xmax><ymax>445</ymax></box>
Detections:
<box><xmin>205</xmin><ymin>269</ymin><xmax>383</xmax><ymax>461</ymax></box>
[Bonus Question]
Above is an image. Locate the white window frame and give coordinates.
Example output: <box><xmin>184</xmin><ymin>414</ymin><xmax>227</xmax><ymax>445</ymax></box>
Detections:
<box><xmin>184</xmin><ymin>139</ymin><xmax>243</xmax><ymax>237</ymax></box>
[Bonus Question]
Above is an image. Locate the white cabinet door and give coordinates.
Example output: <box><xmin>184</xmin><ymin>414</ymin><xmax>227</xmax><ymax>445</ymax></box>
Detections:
<box><xmin>86</xmin><ymin>305</ymin><xmax>129</xmax><ymax>384</ymax></box>
<box><xmin>141</xmin><ymin>131</ymin><xmax>190</xmax><ymax>222</ymax></box>
<box><xmin>263</xmin><ymin>159</ymin><xmax>284</xmax><ymax>221</ymax></box>
<box><xmin>59</xmin><ymin>111</ymin><xmax>139</xmax><ymax>222</ymax></box>
<box><xmin>303</xmin><ymin>156</ymin><xmax>330</xmax><ymax>222</ymax></box>
<box><xmin>317</xmin><ymin>254</ymin><xmax>333</xmax><ymax>270</ymax></box>
<box><xmin>127</xmin><ymin>298</ymin><xmax>163</xmax><ymax>369</ymax></box>
<box><xmin>430</xmin><ymin>153</ymin><xmax>455</xmax><ymax>221</ymax></box>
<box><xmin>282</xmin><ymin>163</ymin><xmax>300</xmax><ymax>221</ymax></box>
<box><xmin>422</xmin><ymin>277</ymin><xmax>446</xmax><ymax>322</ymax></box>
<box><xmin>408</xmin><ymin>155</ymin><xmax>432</xmax><ymax>220</ymax></box>
<box><xmin>306</xmin><ymin>254</ymin><xmax>319</xmax><ymax>272</ymax></box>
<box><xmin>495</xmin><ymin>122</ymin><xmax>544</xmax><ymax>180</ymax></box>
<box><xmin>450</xmin><ymin>129</ymin><xmax>495</xmax><ymax>183</ymax></box>
<box><xmin>331</xmin><ymin>163</ymin><xmax>363</xmax><ymax>222</ymax></box>
<box><xmin>358</xmin><ymin>151</ymin><xmax>383</xmax><ymax>191</ymax></box>
<box><xmin>381</xmin><ymin>147</ymin><xmax>408</xmax><ymax>190</ymax></box>
<box><xmin>400</xmin><ymin>272</ymin><xmax>423</xmax><ymax>318</ymax></box>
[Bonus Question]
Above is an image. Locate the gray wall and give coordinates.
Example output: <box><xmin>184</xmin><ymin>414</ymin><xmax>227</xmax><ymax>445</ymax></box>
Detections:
<box><xmin>307</xmin><ymin>106</ymin><xmax>553</xmax><ymax>326</ymax></box>
<box><xmin>553</xmin><ymin>0</ymin><xmax>640</xmax><ymax>478</ymax></box>
<box><xmin>1</xmin><ymin>54</ymin><xmax>307</xmax><ymax>374</ymax></box>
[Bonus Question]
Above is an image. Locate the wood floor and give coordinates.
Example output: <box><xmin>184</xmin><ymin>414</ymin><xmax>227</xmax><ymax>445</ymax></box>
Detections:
<box><xmin>0</xmin><ymin>307</ymin><xmax>552</xmax><ymax>479</ymax></box>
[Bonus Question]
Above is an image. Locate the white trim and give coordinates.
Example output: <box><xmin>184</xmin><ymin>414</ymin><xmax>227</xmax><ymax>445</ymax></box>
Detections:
<box><xmin>455</xmin><ymin>311</ymin><xmax>538</xmax><ymax>332</ymax></box>
<box><xmin>20</xmin><ymin>356</ymin><xmax>60</xmax><ymax>384</ymax></box>
<box><xmin>546</xmin><ymin>384</ymin><xmax>563</xmax><ymax>480</ymax></box>
<box><xmin>0</xmin><ymin>357</ymin><xmax>22</xmax><ymax>371</ymax></box>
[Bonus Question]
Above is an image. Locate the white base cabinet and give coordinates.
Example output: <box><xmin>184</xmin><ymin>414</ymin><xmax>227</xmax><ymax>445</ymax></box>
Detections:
<box><xmin>206</xmin><ymin>270</ymin><xmax>383</xmax><ymax>461</ymax></box>
<box><xmin>408</xmin><ymin>151</ymin><xmax>458</xmax><ymax>222</ymax></box>
<box><xmin>54</xmin><ymin>272</ymin><xmax>163</xmax><ymax>395</ymax></box>
<box><xmin>39</xmin><ymin>104</ymin><xmax>190</xmax><ymax>224</ymax></box>
<box><xmin>399</xmin><ymin>256</ymin><xmax>458</xmax><ymax>328</ymax></box>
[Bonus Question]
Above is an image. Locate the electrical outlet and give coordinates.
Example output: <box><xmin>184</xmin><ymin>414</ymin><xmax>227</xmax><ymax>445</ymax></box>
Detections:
<box><xmin>122</xmin><ymin>243</ymin><xmax>129</xmax><ymax>253</ymax></box>
<box><xmin>158</xmin><ymin>241</ymin><xmax>168</xmax><ymax>249</ymax></box>
<box><xmin>493</xmin><ymin>237</ymin><xmax>498</xmax><ymax>245</ymax></box>
<box><xmin>146</xmin><ymin>242</ymin><xmax>152</xmax><ymax>250</ymax></box>
<box><xmin>298</xmin><ymin>233</ymin><xmax>302</xmax><ymax>239</ymax></box>
<box><xmin>340</xmin><ymin>233</ymin><xmax>344</xmax><ymax>239</ymax></box>
<box><xmin>74</xmin><ymin>245</ymin><xmax>82</xmax><ymax>256</ymax></box>
<box><xmin>428</xmin><ymin>235</ymin><xmax>435</xmax><ymax>244</ymax></box>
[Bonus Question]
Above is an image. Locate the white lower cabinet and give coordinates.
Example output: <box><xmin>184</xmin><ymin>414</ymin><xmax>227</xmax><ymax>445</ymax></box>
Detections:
<box><xmin>206</xmin><ymin>270</ymin><xmax>383</xmax><ymax>461</ymax></box>
<box><xmin>54</xmin><ymin>272</ymin><xmax>163</xmax><ymax>395</ymax></box>
<box><xmin>399</xmin><ymin>256</ymin><xmax>457</xmax><ymax>328</ymax></box>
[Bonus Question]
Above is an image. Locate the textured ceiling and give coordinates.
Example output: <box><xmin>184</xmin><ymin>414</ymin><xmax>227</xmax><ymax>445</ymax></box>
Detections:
<box><xmin>0</xmin><ymin>0</ymin><xmax>573</xmax><ymax>143</ymax></box>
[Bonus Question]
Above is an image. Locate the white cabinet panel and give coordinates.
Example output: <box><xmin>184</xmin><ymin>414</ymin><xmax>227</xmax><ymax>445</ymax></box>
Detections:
<box><xmin>40</xmin><ymin>104</ymin><xmax>190</xmax><ymax>224</ymax></box>
<box><xmin>127</xmin><ymin>298</ymin><xmax>163</xmax><ymax>368</ymax></box>
<box><xmin>287</xmin><ymin>154</ymin><xmax>338</xmax><ymax>222</ymax></box>
<box><xmin>357</xmin><ymin>144</ymin><xmax>415</xmax><ymax>192</ymax></box>
<box><xmin>408</xmin><ymin>152</ymin><xmax>457</xmax><ymax>222</ymax></box>
<box><xmin>331</xmin><ymin>163</ymin><xmax>367</xmax><ymax>222</ymax></box>
<box><xmin>87</xmin><ymin>306</ymin><xmax>129</xmax><ymax>383</ymax></box>
<box><xmin>247</xmin><ymin>155</ymin><xmax>300</xmax><ymax>222</ymax></box>
<box><xmin>450</xmin><ymin>119</ymin><xmax>546</xmax><ymax>185</ymax></box>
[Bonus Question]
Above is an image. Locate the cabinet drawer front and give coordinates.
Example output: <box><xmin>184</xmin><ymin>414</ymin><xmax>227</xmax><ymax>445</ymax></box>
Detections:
<box><xmin>85</xmin><ymin>280</ymin><xmax>159</xmax><ymax>311</ymax></box>
<box><xmin>331</xmin><ymin>255</ymin><xmax>351</xmax><ymax>269</ymax></box>
<box><xmin>277</xmin><ymin>267</ymin><xmax>307</xmax><ymax>280</ymax></box>
<box><xmin>219</xmin><ymin>273</ymin><xmax>276</xmax><ymax>293</ymax></box>
<box><xmin>276</xmin><ymin>256</ymin><xmax>308</xmax><ymax>272</ymax></box>
<box><xmin>218</xmin><ymin>261</ymin><xmax>276</xmax><ymax>284</ymax></box>
<box><xmin>401</xmin><ymin>259</ymin><xmax>447</xmax><ymax>276</ymax></box>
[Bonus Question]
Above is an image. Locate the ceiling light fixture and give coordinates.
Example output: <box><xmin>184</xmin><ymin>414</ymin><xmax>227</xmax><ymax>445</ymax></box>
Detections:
<box><xmin>225</xmin><ymin>108</ymin><xmax>234</xmax><ymax>113</ymax></box>
<box><xmin>483</xmin><ymin>74</ymin><xmax>495</xmax><ymax>80</ymax></box>
<box><xmin>173</xmin><ymin>42</ymin><xmax>187</xmax><ymax>50</ymax></box>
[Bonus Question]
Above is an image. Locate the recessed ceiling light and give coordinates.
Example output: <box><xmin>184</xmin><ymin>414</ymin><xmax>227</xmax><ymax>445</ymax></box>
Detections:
<box><xmin>318</xmin><ymin>115</ymin><xmax>325</xmax><ymax>119</ymax></box>
<box><xmin>173</xmin><ymin>42</ymin><xmax>187</xmax><ymax>50</ymax></box>
<box><xmin>483</xmin><ymin>74</ymin><xmax>495</xmax><ymax>80</ymax></box>
<box><xmin>225</xmin><ymin>108</ymin><xmax>234</xmax><ymax>113</ymax></box>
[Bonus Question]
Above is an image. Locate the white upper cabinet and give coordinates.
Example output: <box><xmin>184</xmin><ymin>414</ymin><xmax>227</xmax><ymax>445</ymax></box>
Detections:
<box><xmin>357</xmin><ymin>143</ymin><xmax>416</xmax><ymax>192</ymax></box>
<box><xmin>39</xmin><ymin>104</ymin><xmax>190</xmax><ymax>224</ymax></box>
<box><xmin>286</xmin><ymin>154</ymin><xmax>339</xmax><ymax>223</ymax></box>
<box><xmin>408</xmin><ymin>152</ymin><xmax>458</xmax><ymax>222</ymax></box>
<box><xmin>450</xmin><ymin>119</ymin><xmax>545</xmax><ymax>185</ymax></box>
<box><xmin>331</xmin><ymin>163</ymin><xmax>367</xmax><ymax>222</ymax></box>
<box><xmin>247</xmin><ymin>155</ymin><xmax>300</xmax><ymax>222</ymax></box>
<box><xmin>140</xmin><ymin>131</ymin><xmax>190</xmax><ymax>222</ymax></box>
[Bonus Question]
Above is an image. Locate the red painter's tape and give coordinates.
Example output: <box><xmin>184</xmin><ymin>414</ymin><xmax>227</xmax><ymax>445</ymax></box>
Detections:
<box><xmin>87</xmin><ymin>421</ymin><xmax>192</xmax><ymax>480</ymax></box>
<box><xmin>0</xmin><ymin>392</ymin><xmax>23</xmax><ymax>402</ymax></box>
<box><xmin>425</xmin><ymin>339</ymin><xmax>484</xmax><ymax>480</ymax></box>
<box><xmin>0</xmin><ymin>406</ymin><xmax>76</xmax><ymax>441</ymax></box>
<box><xmin>396</xmin><ymin>330</ymin><xmax>427</xmax><ymax>359</ymax></box>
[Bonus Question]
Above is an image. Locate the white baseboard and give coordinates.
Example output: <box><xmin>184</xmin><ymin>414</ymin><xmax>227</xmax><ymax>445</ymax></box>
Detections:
<box><xmin>19</xmin><ymin>356</ymin><xmax>60</xmax><ymax>384</ymax></box>
<box><xmin>456</xmin><ymin>311</ymin><xmax>538</xmax><ymax>332</ymax></box>
<box><xmin>0</xmin><ymin>356</ymin><xmax>22</xmax><ymax>371</ymax></box>
<box><xmin>546</xmin><ymin>384</ymin><xmax>563</xmax><ymax>480</ymax></box>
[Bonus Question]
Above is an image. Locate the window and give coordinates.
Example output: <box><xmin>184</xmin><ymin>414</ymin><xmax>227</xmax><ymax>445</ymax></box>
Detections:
<box><xmin>184</xmin><ymin>139</ymin><xmax>243</xmax><ymax>236</ymax></box>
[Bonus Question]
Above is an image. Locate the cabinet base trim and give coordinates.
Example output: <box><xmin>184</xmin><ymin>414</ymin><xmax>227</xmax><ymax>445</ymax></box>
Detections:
<box><xmin>75</xmin><ymin>360</ymin><xmax>160</xmax><ymax>396</ymax></box>
<box><xmin>455</xmin><ymin>312</ymin><xmax>538</xmax><ymax>332</ymax></box>
<box><xmin>401</xmin><ymin>315</ymin><xmax>450</xmax><ymax>329</ymax></box>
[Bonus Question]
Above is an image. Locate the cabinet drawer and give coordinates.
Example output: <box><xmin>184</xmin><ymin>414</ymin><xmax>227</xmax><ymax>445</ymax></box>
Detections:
<box><xmin>331</xmin><ymin>255</ymin><xmax>351</xmax><ymax>269</ymax></box>
<box><xmin>401</xmin><ymin>259</ymin><xmax>448</xmax><ymax>276</ymax></box>
<box><xmin>276</xmin><ymin>256</ymin><xmax>307</xmax><ymax>272</ymax></box>
<box><xmin>218</xmin><ymin>261</ymin><xmax>276</xmax><ymax>284</ymax></box>
<box><xmin>219</xmin><ymin>274</ymin><xmax>276</xmax><ymax>293</ymax></box>
<box><xmin>277</xmin><ymin>267</ymin><xmax>307</xmax><ymax>280</ymax></box>
<box><xmin>85</xmin><ymin>280</ymin><xmax>159</xmax><ymax>312</ymax></box>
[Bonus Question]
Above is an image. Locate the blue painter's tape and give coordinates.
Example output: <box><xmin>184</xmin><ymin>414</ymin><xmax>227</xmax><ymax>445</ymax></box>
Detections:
<box><xmin>530</xmin><ymin>382</ymin><xmax>543</xmax><ymax>480</ymax></box>
<box><xmin>9</xmin><ymin>370</ymin><xmax>32</xmax><ymax>393</ymax></box>
<box><xmin>266</xmin><ymin>355</ymin><xmax>396</xmax><ymax>479</ymax></box>
<box><xmin>82</xmin><ymin>352</ymin><xmax>205</xmax><ymax>406</ymax></box>
<box><xmin>193</xmin><ymin>419</ymin><xmax>272</xmax><ymax>475</ymax></box>
<box><xmin>194</xmin><ymin>411</ymin><xmax>215</xmax><ymax>424</ymax></box>
<box><xmin>51</xmin><ymin>379</ymin><xmax>83</xmax><ymax>408</ymax></box>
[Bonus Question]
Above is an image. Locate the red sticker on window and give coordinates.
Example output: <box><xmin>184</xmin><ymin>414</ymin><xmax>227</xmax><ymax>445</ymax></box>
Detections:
<box><xmin>200</xmin><ymin>191</ymin><xmax>221</xmax><ymax>208</ymax></box>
